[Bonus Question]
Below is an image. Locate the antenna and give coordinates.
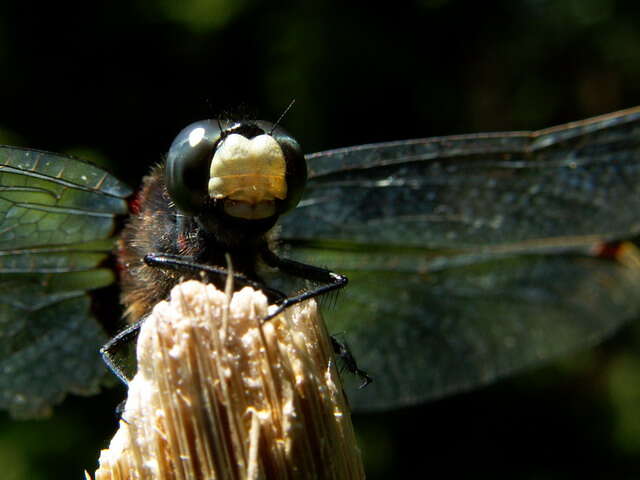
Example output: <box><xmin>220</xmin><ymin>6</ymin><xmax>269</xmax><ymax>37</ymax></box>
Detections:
<box><xmin>270</xmin><ymin>99</ymin><xmax>296</xmax><ymax>134</ymax></box>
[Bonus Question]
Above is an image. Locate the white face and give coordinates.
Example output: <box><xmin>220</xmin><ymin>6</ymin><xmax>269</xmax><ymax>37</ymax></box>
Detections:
<box><xmin>207</xmin><ymin>133</ymin><xmax>287</xmax><ymax>220</ymax></box>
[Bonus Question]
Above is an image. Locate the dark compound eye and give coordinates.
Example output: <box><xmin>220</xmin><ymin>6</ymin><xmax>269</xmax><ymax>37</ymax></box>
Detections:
<box><xmin>166</xmin><ymin>120</ymin><xmax>307</xmax><ymax>219</ymax></box>
<box><xmin>165</xmin><ymin>120</ymin><xmax>224</xmax><ymax>215</ymax></box>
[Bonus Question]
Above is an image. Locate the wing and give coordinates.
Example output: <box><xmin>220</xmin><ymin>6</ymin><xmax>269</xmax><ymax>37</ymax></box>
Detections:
<box><xmin>283</xmin><ymin>243</ymin><xmax>640</xmax><ymax>411</ymax></box>
<box><xmin>280</xmin><ymin>106</ymin><xmax>640</xmax><ymax>249</ymax></box>
<box><xmin>277</xmin><ymin>106</ymin><xmax>640</xmax><ymax>411</ymax></box>
<box><xmin>0</xmin><ymin>146</ymin><xmax>132</xmax><ymax>418</ymax></box>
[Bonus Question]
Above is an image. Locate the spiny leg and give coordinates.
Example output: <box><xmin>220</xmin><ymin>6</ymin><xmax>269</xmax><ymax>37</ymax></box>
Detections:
<box><xmin>330</xmin><ymin>335</ymin><xmax>372</xmax><ymax>388</ymax></box>
<box><xmin>102</xmin><ymin>250</ymin><xmax>351</xmax><ymax>386</ymax></box>
<box><xmin>259</xmin><ymin>247</ymin><xmax>348</xmax><ymax>321</ymax></box>
<box><xmin>100</xmin><ymin>320</ymin><xmax>144</xmax><ymax>386</ymax></box>
<box><xmin>259</xmin><ymin>248</ymin><xmax>369</xmax><ymax>385</ymax></box>
<box><xmin>144</xmin><ymin>253</ymin><xmax>287</xmax><ymax>303</ymax></box>
<box><xmin>147</xmin><ymin>251</ymin><xmax>347</xmax><ymax>321</ymax></box>
<box><xmin>101</xmin><ymin>253</ymin><xmax>286</xmax><ymax>386</ymax></box>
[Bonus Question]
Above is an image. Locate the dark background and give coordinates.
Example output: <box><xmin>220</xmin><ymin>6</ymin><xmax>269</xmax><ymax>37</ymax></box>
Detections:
<box><xmin>1</xmin><ymin>1</ymin><xmax>640</xmax><ymax>478</ymax></box>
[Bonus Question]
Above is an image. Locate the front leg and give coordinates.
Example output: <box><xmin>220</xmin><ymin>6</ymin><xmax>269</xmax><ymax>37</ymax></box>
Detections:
<box><xmin>102</xmin><ymin>252</ymin><xmax>289</xmax><ymax>385</ymax></box>
<box><xmin>100</xmin><ymin>320</ymin><xmax>144</xmax><ymax>386</ymax></box>
<box><xmin>144</xmin><ymin>253</ymin><xmax>287</xmax><ymax>304</ymax></box>
<box><xmin>259</xmin><ymin>247</ymin><xmax>348</xmax><ymax>321</ymax></box>
<box><xmin>258</xmin><ymin>248</ymin><xmax>370</xmax><ymax>387</ymax></box>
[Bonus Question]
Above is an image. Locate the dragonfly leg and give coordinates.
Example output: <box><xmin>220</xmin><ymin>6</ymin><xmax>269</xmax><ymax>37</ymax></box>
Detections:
<box><xmin>100</xmin><ymin>320</ymin><xmax>144</xmax><ymax>387</ymax></box>
<box><xmin>330</xmin><ymin>335</ymin><xmax>372</xmax><ymax>388</ymax></box>
<box><xmin>259</xmin><ymin>247</ymin><xmax>348</xmax><ymax>321</ymax></box>
<box><xmin>259</xmin><ymin>249</ymin><xmax>366</xmax><ymax>383</ymax></box>
<box><xmin>103</xmin><ymin>254</ymin><xmax>291</xmax><ymax>387</ymax></box>
<box><xmin>144</xmin><ymin>253</ymin><xmax>287</xmax><ymax>304</ymax></box>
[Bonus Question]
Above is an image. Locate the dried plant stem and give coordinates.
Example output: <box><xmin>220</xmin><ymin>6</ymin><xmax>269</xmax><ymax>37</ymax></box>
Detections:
<box><xmin>93</xmin><ymin>280</ymin><xmax>364</xmax><ymax>480</ymax></box>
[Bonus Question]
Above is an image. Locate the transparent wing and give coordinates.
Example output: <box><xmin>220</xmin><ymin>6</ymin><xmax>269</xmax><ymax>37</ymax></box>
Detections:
<box><xmin>280</xmin><ymin>106</ymin><xmax>640</xmax><ymax>249</ymax></box>
<box><xmin>283</xmin><ymin>243</ymin><xmax>640</xmax><ymax>411</ymax></box>
<box><xmin>0</xmin><ymin>146</ymin><xmax>131</xmax><ymax>418</ymax></box>
<box><xmin>277</xmin><ymin>106</ymin><xmax>640</xmax><ymax>411</ymax></box>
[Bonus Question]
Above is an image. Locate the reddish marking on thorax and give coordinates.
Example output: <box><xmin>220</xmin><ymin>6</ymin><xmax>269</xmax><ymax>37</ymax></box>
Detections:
<box><xmin>128</xmin><ymin>189</ymin><xmax>144</xmax><ymax>215</ymax></box>
<box><xmin>116</xmin><ymin>188</ymin><xmax>145</xmax><ymax>278</ymax></box>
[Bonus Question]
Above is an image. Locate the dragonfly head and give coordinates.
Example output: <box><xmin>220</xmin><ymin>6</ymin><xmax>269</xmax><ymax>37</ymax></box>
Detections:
<box><xmin>165</xmin><ymin>119</ymin><xmax>307</xmax><ymax>232</ymax></box>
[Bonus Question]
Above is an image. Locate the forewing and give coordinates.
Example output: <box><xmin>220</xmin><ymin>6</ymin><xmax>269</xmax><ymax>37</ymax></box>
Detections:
<box><xmin>280</xmin><ymin>106</ymin><xmax>640</xmax><ymax>249</ymax></box>
<box><xmin>0</xmin><ymin>146</ymin><xmax>131</xmax><ymax>418</ymax></box>
<box><xmin>284</xmin><ymin>243</ymin><xmax>640</xmax><ymax>411</ymax></box>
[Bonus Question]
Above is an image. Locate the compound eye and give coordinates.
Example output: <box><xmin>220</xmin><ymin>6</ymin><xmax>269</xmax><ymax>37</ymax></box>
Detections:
<box><xmin>166</xmin><ymin>120</ymin><xmax>223</xmax><ymax>215</ymax></box>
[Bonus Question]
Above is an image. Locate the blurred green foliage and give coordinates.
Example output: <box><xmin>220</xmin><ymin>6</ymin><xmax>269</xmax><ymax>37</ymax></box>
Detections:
<box><xmin>1</xmin><ymin>0</ymin><xmax>640</xmax><ymax>478</ymax></box>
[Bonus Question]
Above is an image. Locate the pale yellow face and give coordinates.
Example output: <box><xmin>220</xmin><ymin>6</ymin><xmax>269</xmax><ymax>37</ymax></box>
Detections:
<box><xmin>207</xmin><ymin>133</ymin><xmax>287</xmax><ymax>219</ymax></box>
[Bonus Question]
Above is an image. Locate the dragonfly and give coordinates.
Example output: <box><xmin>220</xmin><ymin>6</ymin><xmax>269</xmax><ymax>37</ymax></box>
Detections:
<box><xmin>1</xmin><ymin>106</ymin><xmax>640</xmax><ymax>419</ymax></box>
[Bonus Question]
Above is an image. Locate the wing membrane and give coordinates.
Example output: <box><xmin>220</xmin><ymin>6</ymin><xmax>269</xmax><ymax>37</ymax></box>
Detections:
<box><xmin>277</xmin><ymin>107</ymin><xmax>640</xmax><ymax>411</ymax></box>
<box><xmin>285</xmin><ymin>243</ymin><xmax>640</xmax><ymax>411</ymax></box>
<box><xmin>0</xmin><ymin>146</ymin><xmax>131</xmax><ymax>418</ymax></box>
<box><xmin>280</xmin><ymin>106</ymin><xmax>640</xmax><ymax>248</ymax></box>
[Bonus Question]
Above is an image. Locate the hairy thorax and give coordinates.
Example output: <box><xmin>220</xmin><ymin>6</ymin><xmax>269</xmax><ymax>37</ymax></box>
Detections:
<box><xmin>117</xmin><ymin>165</ymin><xmax>269</xmax><ymax>323</ymax></box>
